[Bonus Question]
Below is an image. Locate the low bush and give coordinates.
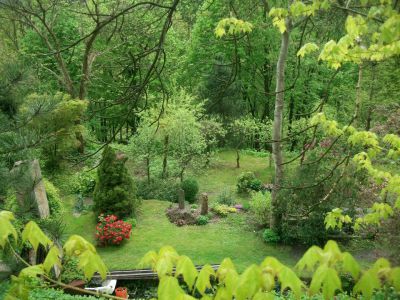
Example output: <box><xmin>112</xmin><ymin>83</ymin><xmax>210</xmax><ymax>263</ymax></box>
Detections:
<box><xmin>75</xmin><ymin>168</ymin><xmax>97</xmax><ymax>196</ymax></box>
<box><xmin>196</xmin><ymin>215</ymin><xmax>209</xmax><ymax>225</ymax></box>
<box><xmin>136</xmin><ymin>178</ymin><xmax>179</xmax><ymax>202</ymax></box>
<box><xmin>216</xmin><ymin>188</ymin><xmax>235</xmax><ymax>206</ymax></box>
<box><xmin>249</xmin><ymin>191</ymin><xmax>271</xmax><ymax>227</ymax></box>
<box><xmin>60</xmin><ymin>256</ymin><xmax>85</xmax><ymax>283</ymax></box>
<box><xmin>124</xmin><ymin>217</ymin><xmax>137</xmax><ymax>228</ymax></box>
<box><xmin>263</xmin><ymin>228</ymin><xmax>280</xmax><ymax>244</ymax></box>
<box><xmin>43</xmin><ymin>178</ymin><xmax>63</xmax><ymax>216</ymax></box>
<box><xmin>29</xmin><ymin>288</ymin><xmax>105</xmax><ymax>300</ymax></box>
<box><xmin>95</xmin><ymin>214</ymin><xmax>132</xmax><ymax>246</ymax></box>
<box><xmin>181</xmin><ymin>178</ymin><xmax>199</xmax><ymax>204</ymax></box>
<box><xmin>212</xmin><ymin>204</ymin><xmax>237</xmax><ymax>217</ymax></box>
<box><xmin>237</xmin><ymin>171</ymin><xmax>263</xmax><ymax>193</ymax></box>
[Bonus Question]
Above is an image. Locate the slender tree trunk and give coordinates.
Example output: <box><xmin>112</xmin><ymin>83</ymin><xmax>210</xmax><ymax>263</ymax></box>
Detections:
<box><xmin>236</xmin><ymin>149</ymin><xmax>240</xmax><ymax>168</ymax></box>
<box><xmin>146</xmin><ymin>157</ymin><xmax>150</xmax><ymax>184</ymax></box>
<box><xmin>365</xmin><ymin>64</ymin><xmax>376</xmax><ymax>131</ymax></box>
<box><xmin>354</xmin><ymin>64</ymin><xmax>363</xmax><ymax>126</ymax></box>
<box><xmin>288</xmin><ymin>94</ymin><xmax>296</xmax><ymax>151</ymax></box>
<box><xmin>271</xmin><ymin>20</ymin><xmax>291</xmax><ymax>231</ymax></box>
<box><xmin>162</xmin><ymin>135</ymin><xmax>169</xmax><ymax>178</ymax></box>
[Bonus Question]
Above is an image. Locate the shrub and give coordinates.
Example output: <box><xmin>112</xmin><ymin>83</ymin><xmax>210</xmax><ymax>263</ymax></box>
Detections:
<box><xmin>181</xmin><ymin>178</ymin><xmax>199</xmax><ymax>204</ymax></box>
<box><xmin>95</xmin><ymin>214</ymin><xmax>132</xmax><ymax>246</ymax></box>
<box><xmin>263</xmin><ymin>228</ymin><xmax>280</xmax><ymax>244</ymax></box>
<box><xmin>248</xmin><ymin>178</ymin><xmax>263</xmax><ymax>192</ymax></box>
<box><xmin>237</xmin><ymin>172</ymin><xmax>262</xmax><ymax>193</ymax></box>
<box><xmin>75</xmin><ymin>168</ymin><xmax>96</xmax><ymax>196</ymax></box>
<box><xmin>124</xmin><ymin>217</ymin><xmax>137</xmax><ymax>228</ymax></box>
<box><xmin>136</xmin><ymin>178</ymin><xmax>179</xmax><ymax>202</ymax></box>
<box><xmin>249</xmin><ymin>191</ymin><xmax>271</xmax><ymax>227</ymax></box>
<box><xmin>43</xmin><ymin>178</ymin><xmax>63</xmax><ymax>216</ymax></box>
<box><xmin>212</xmin><ymin>204</ymin><xmax>237</xmax><ymax>217</ymax></box>
<box><xmin>60</xmin><ymin>256</ymin><xmax>85</xmax><ymax>283</ymax></box>
<box><xmin>217</xmin><ymin>188</ymin><xmax>235</xmax><ymax>206</ymax></box>
<box><xmin>196</xmin><ymin>215</ymin><xmax>209</xmax><ymax>225</ymax></box>
<box><xmin>277</xmin><ymin>150</ymin><xmax>363</xmax><ymax>246</ymax></box>
<box><xmin>93</xmin><ymin>146</ymin><xmax>138</xmax><ymax>218</ymax></box>
<box><xmin>29</xmin><ymin>288</ymin><xmax>105</xmax><ymax>300</ymax></box>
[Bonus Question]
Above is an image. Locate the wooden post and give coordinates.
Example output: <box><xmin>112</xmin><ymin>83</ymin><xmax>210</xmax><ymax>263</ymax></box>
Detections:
<box><xmin>178</xmin><ymin>188</ymin><xmax>185</xmax><ymax>210</ymax></box>
<box><xmin>200</xmin><ymin>193</ymin><xmax>208</xmax><ymax>215</ymax></box>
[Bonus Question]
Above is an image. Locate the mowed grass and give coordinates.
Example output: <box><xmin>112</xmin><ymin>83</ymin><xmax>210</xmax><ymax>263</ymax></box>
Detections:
<box><xmin>190</xmin><ymin>150</ymin><xmax>274</xmax><ymax>203</ymax></box>
<box><xmin>64</xmin><ymin>200</ymin><xmax>297</xmax><ymax>271</ymax></box>
<box><xmin>63</xmin><ymin>150</ymin><xmax>299</xmax><ymax>271</ymax></box>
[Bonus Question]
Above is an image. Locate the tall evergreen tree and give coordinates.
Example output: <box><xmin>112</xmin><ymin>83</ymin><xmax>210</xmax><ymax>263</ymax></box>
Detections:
<box><xmin>93</xmin><ymin>146</ymin><xmax>138</xmax><ymax>218</ymax></box>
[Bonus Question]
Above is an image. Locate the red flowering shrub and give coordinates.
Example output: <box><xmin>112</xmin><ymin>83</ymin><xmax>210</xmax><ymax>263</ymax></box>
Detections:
<box><xmin>95</xmin><ymin>214</ymin><xmax>132</xmax><ymax>246</ymax></box>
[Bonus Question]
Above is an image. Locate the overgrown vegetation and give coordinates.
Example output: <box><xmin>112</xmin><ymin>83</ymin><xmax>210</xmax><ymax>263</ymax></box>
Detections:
<box><xmin>0</xmin><ymin>0</ymin><xmax>400</xmax><ymax>298</ymax></box>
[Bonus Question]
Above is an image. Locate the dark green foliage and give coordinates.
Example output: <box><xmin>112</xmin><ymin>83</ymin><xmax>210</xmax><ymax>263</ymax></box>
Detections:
<box><xmin>60</xmin><ymin>256</ymin><xmax>85</xmax><ymax>283</ymax></box>
<box><xmin>263</xmin><ymin>229</ymin><xmax>280</xmax><ymax>244</ymax></box>
<box><xmin>278</xmin><ymin>150</ymin><xmax>363</xmax><ymax>246</ymax></box>
<box><xmin>29</xmin><ymin>288</ymin><xmax>105</xmax><ymax>300</ymax></box>
<box><xmin>93</xmin><ymin>146</ymin><xmax>138</xmax><ymax>218</ymax></box>
<box><xmin>181</xmin><ymin>178</ymin><xmax>199</xmax><ymax>204</ymax></box>
<box><xmin>0</xmin><ymin>280</ymin><xmax>10</xmax><ymax>299</ymax></box>
<box><xmin>136</xmin><ymin>179</ymin><xmax>179</xmax><ymax>202</ymax></box>
<box><xmin>237</xmin><ymin>172</ymin><xmax>262</xmax><ymax>193</ymax></box>
<box><xmin>196</xmin><ymin>215</ymin><xmax>209</xmax><ymax>225</ymax></box>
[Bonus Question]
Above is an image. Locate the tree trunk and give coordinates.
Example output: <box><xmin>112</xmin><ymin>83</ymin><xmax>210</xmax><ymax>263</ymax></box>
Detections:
<box><xmin>146</xmin><ymin>157</ymin><xmax>150</xmax><ymax>184</ymax></box>
<box><xmin>288</xmin><ymin>94</ymin><xmax>296</xmax><ymax>151</ymax></box>
<box><xmin>365</xmin><ymin>64</ymin><xmax>376</xmax><ymax>131</ymax></box>
<box><xmin>236</xmin><ymin>149</ymin><xmax>240</xmax><ymax>168</ymax></box>
<box><xmin>271</xmin><ymin>20</ymin><xmax>291</xmax><ymax>231</ymax></box>
<box><xmin>162</xmin><ymin>135</ymin><xmax>169</xmax><ymax>178</ymax></box>
<box><xmin>354</xmin><ymin>64</ymin><xmax>363</xmax><ymax>126</ymax></box>
<box><xmin>178</xmin><ymin>189</ymin><xmax>185</xmax><ymax>210</ymax></box>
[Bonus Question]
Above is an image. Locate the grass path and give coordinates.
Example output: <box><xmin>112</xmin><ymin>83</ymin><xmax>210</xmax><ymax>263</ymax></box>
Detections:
<box><xmin>64</xmin><ymin>200</ymin><xmax>298</xmax><ymax>271</ymax></box>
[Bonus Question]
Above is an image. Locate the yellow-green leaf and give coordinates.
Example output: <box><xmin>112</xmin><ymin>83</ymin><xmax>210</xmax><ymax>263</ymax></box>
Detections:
<box><xmin>175</xmin><ymin>256</ymin><xmax>198</xmax><ymax>291</ymax></box>
<box><xmin>278</xmin><ymin>266</ymin><xmax>304</xmax><ymax>299</ymax></box>
<box><xmin>64</xmin><ymin>235</ymin><xmax>96</xmax><ymax>256</ymax></box>
<box><xmin>22</xmin><ymin>221</ymin><xmax>52</xmax><ymax>252</ymax></box>
<box><xmin>195</xmin><ymin>264</ymin><xmax>215</xmax><ymax>295</ymax></box>
<box><xmin>235</xmin><ymin>265</ymin><xmax>262</xmax><ymax>300</ymax></box>
<box><xmin>158</xmin><ymin>276</ymin><xmax>185</xmax><ymax>300</ymax></box>
<box><xmin>43</xmin><ymin>245</ymin><xmax>61</xmax><ymax>273</ymax></box>
<box><xmin>342</xmin><ymin>252</ymin><xmax>361</xmax><ymax>279</ymax></box>
<box><xmin>353</xmin><ymin>269</ymin><xmax>381</xmax><ymax>299</ymax></box>
<box><xmin>0</xmin><ymin>211</ymin><xmax>18</xmax><ymax>248</ymax></box>
<box><xmin>77</xmin><ymin>250</ymin><xmax>108</xmax><ymax>280</ymax></box>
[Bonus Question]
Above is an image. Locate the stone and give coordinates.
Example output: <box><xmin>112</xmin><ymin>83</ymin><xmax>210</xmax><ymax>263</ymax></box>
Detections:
<box><xmin>200</xmin><ymin>193</ymin><xmax>208</xmax><ymax>216</ymax></box>
<box><xmin>11</xmin><ymin>159</ymin><xmax>50</xmax><ymax>219</ymax></box>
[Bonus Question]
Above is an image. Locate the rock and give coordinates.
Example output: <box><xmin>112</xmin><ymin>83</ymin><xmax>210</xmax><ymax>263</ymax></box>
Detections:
<box><xmin>0</xmin><ymin>261</ymin><xmax>11</xmax><ymax>280</ymax></box>
<box><xmin>200</xmin><ymin>193</ymin><xmax>208</xmax><ymax>215</ymax></box>
<box><xmin>11</xmin><ymin>159</ymin><xmax>50</xmax><ymax>219</ymax></box>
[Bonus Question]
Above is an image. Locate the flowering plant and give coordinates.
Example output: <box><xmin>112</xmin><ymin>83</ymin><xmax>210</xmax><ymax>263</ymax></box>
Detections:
<box><xmin>95</xmin><ymin>214</ymin><xmax>132</xmax><ymax>246</ymax></box>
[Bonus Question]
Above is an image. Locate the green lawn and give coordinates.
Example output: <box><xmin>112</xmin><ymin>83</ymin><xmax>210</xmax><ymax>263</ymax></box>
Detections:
<box><xmin>64</xmin><ymin>200</ymin><xmax>298</xmax><ymax>272</ymax></box>
<box><xmin>190</xmin><ymin>150</ymin><xmax>274</xmax><ymax>203</ymax></box>
<box><xmin>62</xmin><ymin>150</ymin><xmax>300</xmax><ymax>271</ymax></box>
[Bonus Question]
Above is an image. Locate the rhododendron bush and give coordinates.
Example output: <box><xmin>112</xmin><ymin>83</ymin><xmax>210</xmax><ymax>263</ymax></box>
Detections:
<box><xmin>95</xmin><ymin>214</ymin><xmax>132</xmax><ymax>246</ymax></box>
